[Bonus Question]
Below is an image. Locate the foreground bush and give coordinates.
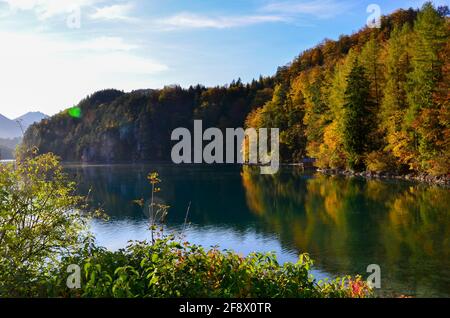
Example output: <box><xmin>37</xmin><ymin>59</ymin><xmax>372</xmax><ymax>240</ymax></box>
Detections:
<box><xmin>48</xmin><ymin>237</ymin><xmax>372</xmax><ymax>298</ymax></box>
<box><xmin>0</xmin><ymin>150</ymin><xmax>95</xmax><ymax>296</ymax></box>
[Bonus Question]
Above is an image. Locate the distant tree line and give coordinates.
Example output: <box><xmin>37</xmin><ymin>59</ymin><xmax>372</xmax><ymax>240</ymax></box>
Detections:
<box><xmin>24</xmin><ymin>3</ymin><xmax>449</xmax><ymax>175</ymax></box>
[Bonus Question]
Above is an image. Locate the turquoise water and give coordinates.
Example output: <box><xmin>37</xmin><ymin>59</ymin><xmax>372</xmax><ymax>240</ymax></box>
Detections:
<box><xmin>65</xmin><ymin>164</ymin><xmax>450</xmax><ymax>297</ymax></box>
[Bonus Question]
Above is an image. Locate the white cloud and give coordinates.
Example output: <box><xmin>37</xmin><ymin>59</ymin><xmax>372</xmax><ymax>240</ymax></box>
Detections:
<box><xmin>157</xmin><ymin>12</ymin><xmax>289</xmax><ymax>30</ymax></box>
<box><xmin>1</xmin><ymin>0</ymin><xmax>102</xmax><ymax>19</ymax></box>
<box><xmin>0</xmin><ymin>31</ymin><xmax>168</xmax><ymax>118</ymax></box>
<box><xmin>90</xmin><ymin>3</ymin><xmax>135</xmax><ymax>21</ymax></box>
<box><xmin>156</xmin><ymin>1</ymin><xmax>346</xmax><ymax>31</ymax></box>
<box><xmin>262</xmin><ymin>0</ymin><xmax>352</xmax><ymax>19</ymax></box>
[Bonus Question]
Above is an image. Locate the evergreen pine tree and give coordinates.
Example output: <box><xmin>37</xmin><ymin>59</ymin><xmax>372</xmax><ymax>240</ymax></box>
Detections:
<box><xmin>342</xmin><ymin>62</ymin><xmax>373</xmax><ymax>170</ymax></box>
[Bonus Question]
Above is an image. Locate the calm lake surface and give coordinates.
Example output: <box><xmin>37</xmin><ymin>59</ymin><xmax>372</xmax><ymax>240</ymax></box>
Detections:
<box><xmin>64</xmin><ymin>164</ymin><xmax>450</xmax><ymax>297</ymax></box>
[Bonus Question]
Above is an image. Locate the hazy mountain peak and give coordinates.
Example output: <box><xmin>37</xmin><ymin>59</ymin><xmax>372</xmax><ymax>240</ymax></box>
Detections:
<box><xmin>15</xmin><ymin>111</ymin><xmax>49</xmax><ymax>124</ymax></box>
<box><xmin>0</xmin><ymin>111</ymin><xmax>48</xmax><ymax>139</ymax></box>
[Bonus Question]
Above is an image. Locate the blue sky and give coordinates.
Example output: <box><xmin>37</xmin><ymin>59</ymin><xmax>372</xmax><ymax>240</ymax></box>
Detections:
<box><xmin>0</xmin><ymin>0</ymin><xmax>446</xmax><ymax>118</ymax></box>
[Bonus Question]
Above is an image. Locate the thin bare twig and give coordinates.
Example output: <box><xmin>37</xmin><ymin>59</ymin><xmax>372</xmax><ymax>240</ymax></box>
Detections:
<box><xmin>182</xmin><ymin>201</ymin><xmax>191</xmax><ymax>234</ymax></box>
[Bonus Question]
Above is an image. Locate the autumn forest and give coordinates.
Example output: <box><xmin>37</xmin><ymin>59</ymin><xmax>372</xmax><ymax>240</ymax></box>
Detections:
<box><xmin>25</xmin><ymin>3</ymin><xmax>449</xmax><ymax>176</ymax></box>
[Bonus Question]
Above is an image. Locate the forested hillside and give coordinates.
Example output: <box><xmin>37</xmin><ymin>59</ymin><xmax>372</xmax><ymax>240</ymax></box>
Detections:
<box><xmin>24</xmin><ymin>80</ymin><xmax>275</xmax><ymax>162</ymax></box>
<box><xmin>24</xmin><ymin>3</ymin><xmax>449</xmax><ymax>175</ymax></box>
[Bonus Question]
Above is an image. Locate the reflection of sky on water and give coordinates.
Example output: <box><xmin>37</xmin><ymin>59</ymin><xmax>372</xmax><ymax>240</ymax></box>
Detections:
<box><xmin>90</xmin><ymin>218</ymin><xmax>330</xmax><ymax>281</ymax></box>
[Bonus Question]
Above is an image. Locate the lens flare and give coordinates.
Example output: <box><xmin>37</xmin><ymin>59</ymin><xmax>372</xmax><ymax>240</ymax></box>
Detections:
<box><xmin>68</xmin><ymin>106</ymin><xmax>81</xmax><ymax>118</ymax></box>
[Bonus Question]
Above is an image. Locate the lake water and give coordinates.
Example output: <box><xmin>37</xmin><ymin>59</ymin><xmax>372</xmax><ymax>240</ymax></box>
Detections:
<box><xmin>64</xmin><ymin>164</ymin><xmax>450</xmax><ymax>297</ymax></box>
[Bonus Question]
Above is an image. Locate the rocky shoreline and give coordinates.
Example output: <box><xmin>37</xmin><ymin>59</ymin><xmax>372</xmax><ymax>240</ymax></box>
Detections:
<box><xmin>317</xmin><ymin>168</ymin><xmax>450</xmax><ymax>187</ymax></box>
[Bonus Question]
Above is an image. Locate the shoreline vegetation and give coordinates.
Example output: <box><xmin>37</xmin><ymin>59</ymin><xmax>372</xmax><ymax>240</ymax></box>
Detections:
<box><xmin>316</xmin><ymin>168</ymin><xmax>450</xmax><ymax>186</ymax></box>
<box><xmin>244</xmin><ymin>162</ymin><xmax>450</xmax><ymax>186</ymax></box>
<box><xmin>0</xmin><ymin>152</ymin><xmax>372</xmax><ymax>298</ymax></box>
